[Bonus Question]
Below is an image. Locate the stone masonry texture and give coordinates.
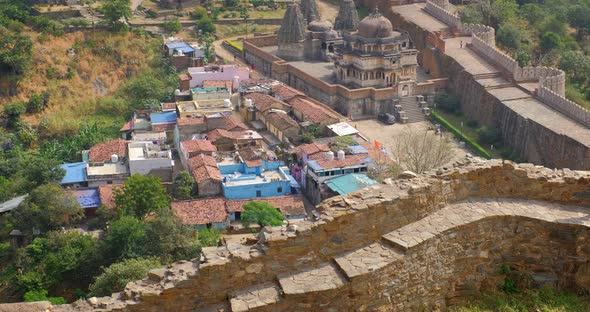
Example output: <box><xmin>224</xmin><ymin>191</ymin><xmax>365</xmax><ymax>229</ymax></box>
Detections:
<box><xmin>6</xmin><ymin>157</ymin><xmax>590</xmax><ymax>311</ymax></box>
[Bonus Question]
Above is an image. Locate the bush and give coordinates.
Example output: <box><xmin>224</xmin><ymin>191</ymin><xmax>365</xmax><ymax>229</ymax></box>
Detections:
<box><xmin>435</xmin><ymin>92</ymin><xmax>460</xmax><ymax>114</ymax></box>
<box><xmin>190</xmin><ymin>7</ymin><xmax>207</xmax><ymax>20</ymax></box>
<box><xmin>431</xmin><ymin>112</ymin><xmax>492</xmax><ymax>159</ymax></box>
<box><xmin>197</xmin><ymin>228</ymin><xmax>221</xmax><ymax>247</ymax></box>
<box><xmin>241</xmin><ymin>201</ymin><xmax>285</xmax><ymax>228</ymax></box>
<box><xmin>27</xmin><ymin>94</ymin><xmax>44</xmax><ymax>113</ymax></box>
<box><xmin>162</xmin><ymin>16</ymin><xmax>182</xmax><ymax>33</ymax></box>
<box><xmin>89</xmin><ymin>258</ymin><xmax>161</xmax><ymax>297</ymax></box>
<box><xmin>466</xmin><ymin>120</ymin><xmax>478</xmax><ymax>128</ymax></box>
<box><xmin>477</xmin><ymin>126</ymin><xmax>501</xmax><ymax>145</ymax></box>
<box><xmin>23</xmin><ymin>289</ymin><xmax>66</xmax><ymax>304</ymax></box>
<box><xmin>196</xmin><ymin>17</ymin><xmax>215</xmax><ymax>34</ymax></box>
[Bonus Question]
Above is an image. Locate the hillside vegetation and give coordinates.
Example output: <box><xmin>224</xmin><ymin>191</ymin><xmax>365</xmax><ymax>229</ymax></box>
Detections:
<box><xmin>452</xmin><ymin>289</ymin><xmax>590</xmax><ymax>312</ymax></box>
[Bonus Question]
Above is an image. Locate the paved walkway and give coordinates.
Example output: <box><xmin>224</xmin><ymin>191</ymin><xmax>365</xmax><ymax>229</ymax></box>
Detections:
<box><xmin>383</xmin><ymin>198</ymin><xmax>590</xmax><ymax>250</ymax></box>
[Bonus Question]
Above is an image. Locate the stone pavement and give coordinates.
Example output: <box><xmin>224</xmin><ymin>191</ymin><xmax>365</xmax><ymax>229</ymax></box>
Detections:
<box><xmin>383</xmin><ymin>197</ymin><xmax>590</xmax><ymax>251</ymax></box>
<box><xmin>278</xmin><ymin>263</ymin><xmax>346</xmax><ymax>295</ymax></box>
<box><xmin>230</xmin><ymin>283</ymin><xmax>281</xmax><ymax>312</ymax></box>
<box><xmin>334</xmin><ymin>243</ymin><xmax>403</xmax><ymax>279</ymax></box>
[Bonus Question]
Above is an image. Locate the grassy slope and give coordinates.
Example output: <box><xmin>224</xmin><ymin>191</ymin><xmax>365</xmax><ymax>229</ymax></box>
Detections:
<box><xmin>452</xmin><ymin>289</ymin><xmax>590</xmax><ymax>312</ymax></box>
<box><xmin>0</xmin><ymin>29</ymin><xmax>162</xmax><ymax>137</ymax></box>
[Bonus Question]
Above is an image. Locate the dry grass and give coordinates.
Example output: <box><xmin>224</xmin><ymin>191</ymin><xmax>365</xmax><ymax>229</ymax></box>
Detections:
<box><xmin>1</xmin><ymin>30</ymin><xmax>162</xmax><ymax>137</ymax></box>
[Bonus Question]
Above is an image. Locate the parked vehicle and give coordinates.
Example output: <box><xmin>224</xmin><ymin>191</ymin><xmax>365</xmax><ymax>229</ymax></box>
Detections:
<box><xmin>378</xmin><ymin>113</ymin><xmax>396</xmax><ymax>124</ymax></box>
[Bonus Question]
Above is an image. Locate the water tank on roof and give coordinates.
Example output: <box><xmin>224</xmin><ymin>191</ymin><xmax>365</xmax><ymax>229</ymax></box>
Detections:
<box><xmin>111</xmin><ymin>154</ymin><xmax>119</xmax><ymax>163</ymax></box>
<box><xmin>224</xmin><ymin>99</ymin><xmax>231</xmax><ymax>107</ymax></box>
<box><xmin>337</xmin><ymin>150</ymin><xmax>345</xmax><ymax>161</ymax></box>
<box><xmin>233</xmin><ymin>76</ymin><xmax>239</xmax><ymax>91</ymax></box>
<box><xmin>245</xmin><ymin>98</ymin><xmax>253</xmax><ymax>107</ymax></box>
<box><xmin>175</xmin><ymin>89</ymin><xmax>181</xmax><ymax>96</ymax></box>
<box><xmin>326</xmin><ymin>151</ymin><xmax>334</xmax><ymax>161</ymax></box>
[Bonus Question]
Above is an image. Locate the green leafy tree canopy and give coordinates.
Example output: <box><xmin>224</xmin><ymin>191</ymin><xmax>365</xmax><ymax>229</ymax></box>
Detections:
<box><xmin>241</xmin><ymin>201</ymin><xmax>285</xmax><ymax>228</ymax></box>
<box><xmin>114</xmin><ymin>174</ymin><xmax>170</xmax><ymax>219</ymax></box>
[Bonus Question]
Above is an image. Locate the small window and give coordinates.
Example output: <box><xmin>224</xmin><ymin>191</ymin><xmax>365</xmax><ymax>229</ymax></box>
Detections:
<box><xmin>256</xmin><ymin>190</ymin><xmax>261</xmax><ymax>197</ymax></box>
<box><xmin>107</xmin><ymin>181</ymin><xmax>113</xmax><ymax>184</ymax></box>
<box><xmin>353</xmin><ymin>168</ymin><xmax>360</xmax><ymax>173</ymax></box>
<box><xmin>277</xmin><ymin>187</ymin><xmax>283</xmax><ymax>193</ymax></box>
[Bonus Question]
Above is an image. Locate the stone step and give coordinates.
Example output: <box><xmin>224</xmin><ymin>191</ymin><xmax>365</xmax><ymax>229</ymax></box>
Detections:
<box><xmin>485</xmin><ymin>83</ymin><xmax>514</xmax><ymax>90</ymax></box>
<box><xmin>332</xmin><ymin>243</ymin><xmax>403</xmax><ymax>280</ymax></box>
<box><xmin>229</xmin><ymin>282</ymin><xmax>282</xmax><ymax>312</ymax></box>
<box><xmin>278</xmin><ymin>263</ymin><xmax>346</xmax><ymax>296</ymax></box>
<box><xmin>473</xmin><ymin>72</ymin><xmax>502</xmax><ymax>80</ymax></box>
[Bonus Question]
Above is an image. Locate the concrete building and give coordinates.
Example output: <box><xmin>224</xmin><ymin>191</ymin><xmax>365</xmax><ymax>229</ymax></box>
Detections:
<box><xmin>128</xmin><ymin>142</ymin><xmax>174</xmax><ymax>181</ymax></box>
<box><xmin>174</xmin><ymin>116</ymin><xmax>207</xmax><ymax>151</ymax></box>
<box><xmin>85</xmin><ymin>138</ymin><xmax>130</xmax><ymax>187</ymax></box>
<box><xmin>176</xmin><ymin>100</ymin><xmax>233</xmax><ymax>118</ymax></box>
<box><xmin>185</xmin><ymin>65</ymin><xmax>250</xmax><ymax>90</ymax></box>
<box><xmin>207</xmin><ymin>129</ymin><xmax>263</xmax><ymax>152</ymax></box>
<box><xmin>191</xmin><ymin>87</ymin><xmax>231</xmax><ymax>102</ymax></box>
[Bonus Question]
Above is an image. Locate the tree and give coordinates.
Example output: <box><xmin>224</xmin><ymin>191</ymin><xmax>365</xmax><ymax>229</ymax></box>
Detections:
<box><xmin>568</xmin><ymin>4</ymin><xmax>590</xmax><ymax>39</ymax></box>
<box><xmin>435</xmin><ymin>92</ymin><xmax>460</xmax><ymax>114</ymax></box>
<box><xmin>172</xmin><ymin>171</ymin><xmax>194</xmax><ymax>200</ymax></box>
<box><xmin>123</xmin><ymin>74</ymin><xmax>168</xmax><ymax>108</ymax></box>
<box><xmin>15</xmin><ymin>231</ymin><xmax>104</xmax><ymax>294</ymax></box>
<box><xmin>560</xmin><ymin>51</ymin><xmax>590</xmax><ymax>84</ymax></box>
<box><xmin>540</xmin><ymin>31</ymin><xmax>561</xmax><ymax>53</ymax></box>
<box><xmin>101</xmin><ymin>0</ymin><xmax>132</xmax><ymax>29</ymax></box>
<box><xmin>143</xmin><ymin>211</ymin><xmax>200</xmax><ymax>262</ymax></box>
<box><xmin>0</xmin><ymin>29</ymin><xmax>33</xmax><ymax>75</ymax></box>
<box><xmin>3</xmin><ymin>101</ymin><xmax>26</xmax><ymax>129</ymax></box>
<box><xmin>197</xmin><ymin>228</ymin><xmax>221</xmax><ymax>247</ymax></box>
<box><xmin>196</xmin><ymin>16</ymin><xmax>215</xmax><ymax>35</ymax></box>
<box><xmin>496</xmin><ymin>23</ymin><xmax>522</xmax><ymax>51</ymax></box>
<box><xmin>224</xmin><ymin>0</ymin><xmax>239</xmax><ymax>8</ymax></box>
<box><xmin>519</xmin><ymin>3</ymin><xmax>545</xmax><ymax>26</ymax></box>
<box><xmin>27</xmin><ymin>94</ymin><xmax>44</xmax><ymax>113</ymax></box>
<box><xmin>11</xmin><ymin>184</ymin><xmax>84</xmax><ymax>235</ymax></box>
<box><xmin>190</xmin><ymin>7</ymin><xmax>207</xmax><ymax>20</ymax></box>
<box><xmin>104</xmin><ymin>216</ymin><xmax>146</xmax><ymax>261</ymax></box>
<box><xmin>162</xmin><ymin>16</ymin><xmax>182</xmax><ymax>34</ymax></box>
<box><xmin>21</xmin><ymin>155</ymin><xmax>65</xmax><ymax>189</ymax></box>
<box><xmin>239</xmin><ymin>6</ymin><xmax>249</xmax><ymax>21</ymax></box>
<box><xmin>367</xmin><ymin>148</ymin><xmax>401</xmax><ymax>182</ymax></box>
<box><xmin>490</xmin><ymin>0</ymin><xmax>518</xmax><ymax>27</ymax></box>
<box><xmin>114</xmin><ymin>174</ymin><xmax>170</xmax><ymax>219</ymax></box>
<box><xmin>89</xmin><ymin>258</ymin><xmax>161</xmax><ymax>297</ymax></box>
<box><xmin>241</xmin><ymin>201</ymin><xmax>285</xmax><ymax>228</ymax></box>
<box><xmin>198</xmin><ymin>34</ymin><xmax>215</xmax><ymax>64</ymax></box>
<box><xmin>391</xmin><ymin>127</ymin><xmax>454</xmax><ymax>174</ymax></box>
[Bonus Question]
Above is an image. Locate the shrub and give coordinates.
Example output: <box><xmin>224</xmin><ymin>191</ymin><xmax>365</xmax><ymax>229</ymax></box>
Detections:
<box><xmin>162</xmin><ymin>16</ymin><xmax>182</xmax><ymax>33</ymax></box>
<box><xmin>466</xmin><ymin>120</ymin><xmax>478</xmax><ymax>128</ymax></box>
<box><xmin>477</xmin><ymin>126</ymin><xmax>501</xmax><ymax>145</ymax></box>
<box><xmin>197</xmin><ymin>228</ymin><xmax>221</xmax><ymax>247</ymax></box>
<box><xmin>23</xmin><ymin>289</ymin><xmax>66</xmax><ymax>304</ymax></box>
<box><xmin>27</xmin><ymin>94</ymin><xmax>44</xmax><ymax>113</ymax></box>
<box><xmin>241</xmin><ymin>201</ymin><xmax>285</xmax><ymax>228</ymax></box>
<box><xmin>435</xmin><ymin>92</ymin><xmax>460</xmax><ymax>114</ymax></box>
<box><xmin>431</xmin><ymin>112</ymin><xmax>492</xmax><ymax>159</ymax></box>
<box><xmin>89</xmin><ymin>258</ymin><xmax>161</xmax><ymax>297</ymax></box>
<box><xmin>190</xmin><ymin>7</ymin><xmax>207</xmax><ymax>20</ymax></box>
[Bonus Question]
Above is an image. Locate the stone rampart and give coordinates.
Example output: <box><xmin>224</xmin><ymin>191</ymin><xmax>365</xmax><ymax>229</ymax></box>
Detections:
<box><xmin>424</xmin><ymin>1</ymin><xmax>460</xmax><ymax>29</ymax></box>
<box><xmin>6</xmin><ymin>160</ymin><xmax>590</xmax><ymax>311</ymax></box>
<box><xmin>538</xmin><ymin>86</ymin><xmax>590</xmax><ymax>128</ymax></box>
<box><xmin>460</xmin><ymin>23</ymin><xmax>495</xmax><ymax>45</ymax></box>
<box><xmin>470</xmin><ymin>35</ymin><xmax>519</xmax><ymax>74</ymax></box>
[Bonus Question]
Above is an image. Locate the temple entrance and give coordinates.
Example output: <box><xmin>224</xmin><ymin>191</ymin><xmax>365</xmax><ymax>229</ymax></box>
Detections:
<box><xmin>402</xmin><ymin>85</ymin><xmax>409</xmax><ymax>96</ymax></box>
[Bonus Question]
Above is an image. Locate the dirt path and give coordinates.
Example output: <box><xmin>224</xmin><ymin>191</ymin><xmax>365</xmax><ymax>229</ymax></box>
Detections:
<box><xmin>317</xmin><ymin>0</ymin><xmax>339</xmax><ymax>22</ymax></box>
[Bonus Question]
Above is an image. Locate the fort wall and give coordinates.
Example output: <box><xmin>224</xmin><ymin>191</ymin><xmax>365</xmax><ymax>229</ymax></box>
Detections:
<box><xmin>7</xmin><ymin>160</ymin><xmax>590</xmax><ymax>311</ymax></box>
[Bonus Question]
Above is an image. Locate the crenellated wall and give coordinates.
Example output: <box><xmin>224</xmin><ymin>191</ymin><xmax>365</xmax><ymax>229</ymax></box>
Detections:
<box><xmin>6</xmin><ymin>159</ymin><xmax>590</xmax><ymax>311</ymax></box>
<box><xmin>424</xmin><ymin>1</ymin><xmax>460</xmax><ymax>29</ymax></box>
<box><xmin>538</xmin><ymin>86</ymin><xmax>590</xmax><ymax>128</ymax></box>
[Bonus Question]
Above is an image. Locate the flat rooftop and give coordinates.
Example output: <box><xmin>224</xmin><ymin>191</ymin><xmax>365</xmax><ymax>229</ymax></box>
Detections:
<box><xmin>223</xmin><ymin>170</ymin><xmax>288</xmax><ymax>186</ymax></box>
<box><xmin>87</xmin><ymin>163</ymin><xmax>129</xmax><ymax>176</ymax></box>
<box><xmin>128</xmin><ymin>142</ymin><xmax>172</xmax><ymax>161</ymax></box>
<box><xmin>394</xmin><ymin>3</ymin><xmax>450</xmax><ymax>33</ymax></box>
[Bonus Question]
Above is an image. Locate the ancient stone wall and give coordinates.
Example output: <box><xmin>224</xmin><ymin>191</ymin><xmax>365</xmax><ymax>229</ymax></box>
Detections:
<box><xmin>424</xmin><ymin>1</ymin><xmax>460</xmax><ymax>29</ymax></box>
<box><xmin>460</xmin><ymin>23</ymin><xmax>495</xmax><ymax>45</ymax></box>
<box><xmin>7</xmin><ymin>160</ymin><xmax>590</xmax><ymax>311</ymax></box>
<box><xmin>470</xmin><ymin>35</ymin><xmax>519</xmax><ymax>74</ymax></box>
<box><xmin>538</xmin><ymin>86</ymin><xmax>590</xmax><ymax>128</ymax></box>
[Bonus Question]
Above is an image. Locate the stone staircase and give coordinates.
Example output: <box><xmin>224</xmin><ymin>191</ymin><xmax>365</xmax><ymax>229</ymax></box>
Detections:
<box><xmin>395</xmin><ymin>96</ymin><xmax>428</xmax><ymax>123</ymax></box>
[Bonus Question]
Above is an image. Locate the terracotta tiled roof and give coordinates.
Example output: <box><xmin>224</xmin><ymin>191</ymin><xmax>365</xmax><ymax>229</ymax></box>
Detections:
<box><xmin>119</xmin><ymin>121</ymin><xmax>132</xmax><ymax>132</ymax></box>
<box><xmin>177</xmin><ymin>116</ymin><xmax>206</xmax><ymax>126</ymax></box>
<box><xmin>188</xmin><ymin>154</ymin><xmax>218</xmax><ymax>171</ymax></box>
<box><xmin>98</xmin><ymin>184</ymin><xmax>123</xmax><ymax>209</ymax></box>
<box><xmin>172</xmin><ymin>198</ymin><xmax>228</xmax><ymax>225</ymax></box>
<box><xmin>89</xmin><ymin>138</ymin><xmax>127</xmax><ymax>163</ymax></box>
<box><xmin>314</xmin><ymin>154</ymin><xmax>369</xmax><ymax>170</ymax></box>
<box><xmin>221</xmin><ymin>116</ymin><xmax>249</xmax><ymax>131</ymax></box>
<box><xmin>161</xmin><ymin>102</ymin><xmax>177</xmax><ymax>111</ymax></box>
<box><xmin>207</xmin><ymin>129</ymin><xmax>237</xmax><ymax>142</ymax></box>
<box><xmin>264</xmin><ymin>111</ymin><xmax>300</xmax><ymax>131</ymax></box>
<box><xmin>203</xmin><ymin>80</ymin><xmax>232</xmax><ymax>90</ymax></box>
<box><xmin>244</xmin><ymin>93</ymin><xmax>287</xmax><ymax>113</ymax></box>
<box><xmin>179</xmin><ymin>73</ymin><xmax>191</xmax><ymax>81</ymax></box>
<box><xmin>295</xmin><ymin>142</ymin><xmax>330</xmax><ymax>158</ymax></box>
<box><xmin>192</xmin><ymin>165</ymin><xmax>222</xmax><ymax>182</ymax></box>
<box><xmin>151</xmin><ymin>123</ymin><xmax>176</xmax><ymax>132</ymax></box>
<box><xmin>181</xmin><ymin>140</ymin><xmax>217</xmax><ymax>154</ymax></box>
<box><xmin>272</xmin><ymin>84</ymin><xmax>304</xmax><ymax>102</ymax></box>
<box><xmin>289</xmin><ymin>97</ymin><xmax>335</xmax><ymax>124</ymax></box>
<box><xmin>240</xmin><ymin>78</ymin><xmax>275</xmax><ymax>87</ymax></box>
<box><xmin>225</xmin><ymin>196</ymin><xmax>306</xmax><ymax>217</ymax></box>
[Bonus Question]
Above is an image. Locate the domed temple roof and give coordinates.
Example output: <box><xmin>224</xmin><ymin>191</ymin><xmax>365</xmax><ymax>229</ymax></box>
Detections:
<box><xmin>357</xmin><ymin>8</ymin><xmax>395</xmax><ymax>39</ymax></box>
<box><xmin>308</xmin><ymin>20</ymin><xmax>333</xmax><ymax>32</ymax></box>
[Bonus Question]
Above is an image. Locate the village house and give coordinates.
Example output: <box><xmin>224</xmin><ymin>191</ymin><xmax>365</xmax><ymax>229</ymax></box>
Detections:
<box><xmin>225</xmin><ymin>195</ymin><xmax>307</xmax><ymax>222</ymax></box>
<box><xmin>60</xmin><ymin>162</ymin><xmax>88</xmax><ymax>189</ymax></box>
<box><xmin>182</xmin><ymin>65</ymin><xmax>250</xmax><ymax>91</ymax></box>
<box><xmin>262</xmin><ymin>110</ymin><xmax>301</xmax><ymax>144</ymax></box>
<box><xmin>172</xmin><ymin>198</ymin><xmax>230</xmax><ymax>230</ymax></box>
<box><xmin>70</xmin><ymin>188</ymin><xmax>101</xmax><ymax>217</ymax></box>
<box><xmin>179</xmin><ymin>139</ymin><xmax>217</xmax><ymax>170</ymax></box>
<box><xmin>188</xmin><ymin>154</ymin><xmax>222</xmax><ymax>197</ymax></box>
<box><xmin>206</xmin><ymin>129</ymin><xmax>263</xmax><ymax>152</ymax></box>
<box><xmin>174</xmin><ymin>116</ymin><xmax>207</xmax><ymax>151</ymax></box>
<box><xmin>191</xmin><ymin>86</ymin><xmax>231</xmax><ymax>102</ymax></box>
<box><xmin>150</xmin><ymin>111</ymin><xmax>177</xmax><ymax>141</ymax></box>
<box><xmin>206</xmin><ymin>115</ymin><xmax>249</xmax><ymax>132</ymax></box>
<box><xmin>164</xmin><ymin>40</ymin><xmax>206</xmax><ymax>71</ymax></box>
<box><xmin>127</xmin><ymin>141</ymin><xmax>174</xmax><ymax>182</ymax></box>
<box><xmin>288</xmin><ymin>96</ymin><xmax>340</xmax><ymax>130</ymax></box>
<box><xmin>176</xmin><ymin>100</ymin><xmax>232</xmax><ymax>118</ymax></box>
<box><xmin>97</xmin><ymin>184</ymin><xmax>122</xmax><ymax>210</ymax></box>
<box><xmin>85</xmin><ymin>138</ymin><xmax>130</xmax><ymax>187</ymax></box>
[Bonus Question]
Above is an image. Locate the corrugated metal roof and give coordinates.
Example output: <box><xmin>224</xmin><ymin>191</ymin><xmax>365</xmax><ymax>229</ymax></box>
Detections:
<box><xmin>71</xmin><ymin>188</ymin><xmax>101</xmax><ymax>209</ymax></box>
<box><xmin>0</xmin><ymin>195</ymin><xmax>28</xmax><ymax>213</ymax></box>
<box><xmin>151</xmin><ymin>111</ymin><xmax>177</xmax><ymax>124</ymax></box>
<box><xmin>325</xmin><ymin>173</ymin><xmax>377</xmax><ymax>195</ymax></box>
<box><xmin>60</xmin><ymin>162</ymin><xmax>88</xmax><ymax>184</ymax></box>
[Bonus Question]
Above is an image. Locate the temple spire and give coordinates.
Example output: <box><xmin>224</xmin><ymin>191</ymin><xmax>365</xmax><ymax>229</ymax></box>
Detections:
<box><xmin>278</xmin><ymin>3</ymin><xmax>306</xmax><ymax>44</ymax></box>
<box><xmin>299</xmin><ymin>0</ymin><xmax>321</xmax><ymax>23</ymax></box>
<box><xmin>334</xmin><ymin>0</ymin><xmax>360</xmax><ymax>32</ymax></box>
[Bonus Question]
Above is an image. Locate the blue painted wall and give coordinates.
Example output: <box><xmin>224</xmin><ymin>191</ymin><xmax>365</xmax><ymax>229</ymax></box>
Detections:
<box><xmin>223</xmin><ymin>179</ymin><xmax>291</xmax><ymax>199</ymax></box>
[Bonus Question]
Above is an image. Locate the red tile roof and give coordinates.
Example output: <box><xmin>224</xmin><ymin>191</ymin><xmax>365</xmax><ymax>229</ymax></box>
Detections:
<box><xmin>238</xmin><ymin>147</ymin><xmax>263</xmax><ymax>168</ymax></box>
<box><xmin>89</xmin><ymin>138</ymin><xmax>127</xmax><ymax>163</ymax></box>
<box><xmin>181</xmin><ymin>140</ymin><xmax>217</xmax><ymax>154</ymax></box>
<box><xmin>119</xmin><ymin>121</ymin><xmax>132</xmax><ymax>132</ymax></box>
<box><xmin>203</xmin><ymin>80</ymin><xmax>232</xmax><ymax>90</ymax></box>
<box><xmin>188</xmin><ymin>153</ymin><xmax>218</xmax><ymax>171</ymax></box>
<box><xmin>314</xmin><ymin>154</ymin><xmax>369</xmax><ymax>170</ymax></box>
<box><xmin>161</xmin><ymin>102</ymin><xmax>177</xmax><ymax>111</ymax></box>
<box><xmin>272</xmin><ymin>84</ymin><xmax>304</xmax><ymax>102</ymax></box>
<box><xmin>244</xmin><ymin>93</ymin><xmax>287</xmax><ymax>113</ymax></box>
<box><xmin>172</xmin><ymin>198</ymin><xmax>228</xmax><ymax>225</ymax></box>
<box><xmin>98</xmin><ymin>184</ymin><xmax>123</xmax><ymax>209</ymax></box>
<box><xmin>192</xmin><ymin>165</ymin><xmax>222</xmax><ymax>182</ymax></box>
<box><xmin>206</xmin><ymin>129</ymin><xmax>238</xmax><ymax>142</ymax></box>
<box><xmin>264</xmin><ymin>111</ymin><xmax>299</xmax><ymax>131</ymax></box>
<box><xmin>225</xmin><ymin>196</ymin><xmax>306</xmax><ymax>216</ymax></box>
<box><xmin>289</xmin><ymin>97</ymin><xmax>336</xmax><ymax>124</ymax></box>
<box><xmin>295</xmin><ymin>142</ymin><xmax>330</xmax><ymax>158</ymax></box>
<box><xmin>177</xmin><ymin>116</ymin><xmax>206</xmax><ymax>126</ymax></box>
<box><xmin>221</xmin><ymin>116</ymin><xmax>249</xmax><ymax>131</ymax></box>
<box><xmin>151</xmin><ymin>123</ymin><xmax>176</xmax><ymax>132</ymax></box>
